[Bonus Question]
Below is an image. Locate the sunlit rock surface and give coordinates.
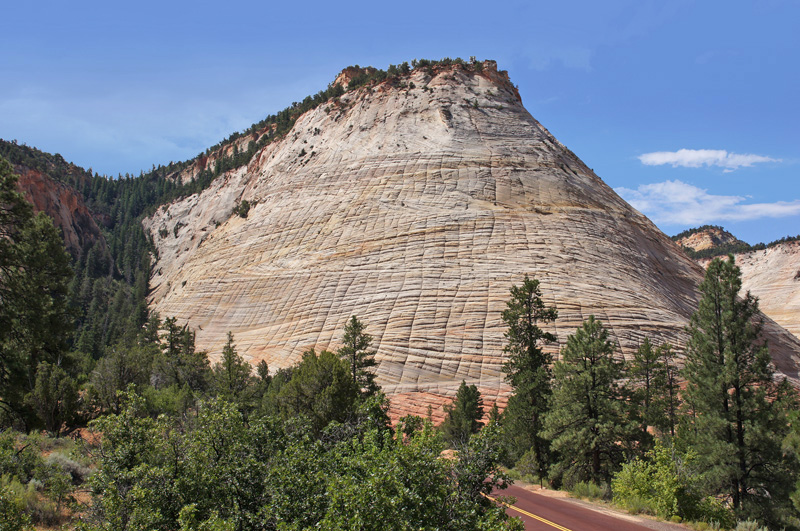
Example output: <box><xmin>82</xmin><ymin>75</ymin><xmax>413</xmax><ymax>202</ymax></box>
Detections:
<box><xmin>144</xmin><ymin>62</ymin><xmax>800</xmax><ymax>418</ymax></box>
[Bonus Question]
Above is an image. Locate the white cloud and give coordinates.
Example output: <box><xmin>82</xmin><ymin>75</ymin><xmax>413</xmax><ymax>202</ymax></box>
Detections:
<box><xmin>638</xmin><ymin>149</ymin><xmax>779</xmax><ymax>172</ymax></box>
<box><xmin>615</xmin><ymin>180</ymin><xmax>800</xmax><ymax>225</ymax></box>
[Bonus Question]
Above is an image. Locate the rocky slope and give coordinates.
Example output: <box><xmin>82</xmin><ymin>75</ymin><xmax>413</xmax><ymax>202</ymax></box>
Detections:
<box><xmin>143</xmin><ymin>61</ymin><xmax>800</xmax><ymax>417</ymax></box>
<box><xmin>14</xmin><ymin>166</ymin><xmax>104</xmax><ymax>256</ymax></box>
<box><xmin>694</xmin><ymin>240</ymin><xmax>800</xmax><ymax>341</ymax></box>
<box><xmin>733</xmin><ymin>242</ymin><xmax>800</xmax><ymax>339</ymax></box>
<box><xmin>674</xmin><ymin>226</ymin><xmax>745</xmax><ymax>253</ymax></box>
<box><xmin>674</xmin><ymin>226</ymin><xmax>800</xmax><ymax>341</ymax></box>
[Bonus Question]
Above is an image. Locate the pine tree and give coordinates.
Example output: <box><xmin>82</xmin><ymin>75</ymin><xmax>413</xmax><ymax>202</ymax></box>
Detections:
<box><xmin>543</xmin><ymin>316</ymin><xmax>634</xmax><ymax>487</ymax></box>
<box><xmin>440</xmin><ymin>380</ymin><xmax>484</xmax><ymax>446</ymax></box>
<box><xmin>0</xmin><ymin>157</ymin><xmax>74</xmax><ymax>428</ymax></box>
<box><xmin>500</xmin><ymin>275</ymin><xmax>557</xmax><ymax>476</ymax></box>
<box><xmin>627</xmin><ymin>338</ymin><xmax>680</xmax><ymax>450</ymax></box>
<box><xmin>337</xmin><ymin>316</ymin><xmax>378</xmax><ymax>396</ymax></box>
<box><xmin>681</xmin><ymin>255</ymin><xmax>798</xmax><ymax>525</ymax></box>
<box><xmin>211</xmin><ymin>332</ymin><xmax>253</xmax><ymax>406</ymax></box>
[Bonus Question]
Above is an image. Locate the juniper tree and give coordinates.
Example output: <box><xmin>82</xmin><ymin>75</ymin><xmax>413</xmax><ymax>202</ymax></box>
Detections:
<box><xmin>500</xmin><ymin>275</ymin><xmax>557</xmax><ymax>475</ymax></box>
<box><xmin>681</xmin><ymin>255</ymin><xmax>798</xmax><ymax>526</ymax></box>
<box><xmin>337</xmin><ymin>316</ymin><xmax>378</xmax><ymax>396</ymax></box>
<box><xmin>543</xmin><ymin>316</ymin><xmax>635</xmax><ymax>487</ymax></box>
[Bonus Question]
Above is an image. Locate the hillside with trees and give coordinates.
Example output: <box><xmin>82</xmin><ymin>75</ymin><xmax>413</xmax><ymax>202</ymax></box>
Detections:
<box><xmin>1</xmin><ymin>58</ymin><xmax>800</xmax><ymax>530</ymax></box>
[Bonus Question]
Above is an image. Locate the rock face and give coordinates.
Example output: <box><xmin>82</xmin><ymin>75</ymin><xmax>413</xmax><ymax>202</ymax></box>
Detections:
<box><xmin>15</xmin><ymin>166</ymin><xmax>104</xmax><ymax>256</ymax></box>
<box><xmin>700</xmin><ymin>242</ymin><xmax>800</xmax><ymax>341</ymax></box>
<box><xmin>675</xmin><ymin>226</ymin><xmax>744</xmax><ymax>252</ymax></box>
<box><xmin>144</xmin><ymin>62</ymin><xmax>800</xmax><ymax>417</ymax></box>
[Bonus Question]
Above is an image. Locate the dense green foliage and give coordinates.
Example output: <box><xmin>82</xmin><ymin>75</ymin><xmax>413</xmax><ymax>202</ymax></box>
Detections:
<box><xmin>0</xmin><ymin>157</ymin><xmax>76</xmax><ymax>431</ymax></box>
<box><xmin>612</xmin><ymin>441</ymin><xmax>734</xmax><ymax>526</ymax></box>
<box><xmin>82</xmin><ymin>390</ymin><xmax>520</xmax><ymax>531</ymax></box>
<box><xmin>440</xmin><ymin>380</ymin><xmax>484</xmax><ymax>446</ymax></box>
<box><xmin>0</xmin><ymin>430</ymin><xmax>93</xmax><ymax>527</ymax></box>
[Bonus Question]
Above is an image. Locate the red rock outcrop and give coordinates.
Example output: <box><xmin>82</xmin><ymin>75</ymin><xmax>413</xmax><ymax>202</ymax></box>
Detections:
<box><xmin>15</xmin><ymin>167</ymin><xmax>104</xmax><ymax>256</ymax></box>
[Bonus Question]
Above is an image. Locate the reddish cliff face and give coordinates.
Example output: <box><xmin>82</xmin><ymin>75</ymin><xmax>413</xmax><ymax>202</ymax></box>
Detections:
<box><xmin>15</xmin><ymin>166</ymin><xmax>104</xmax><ymax>256</ymax></box>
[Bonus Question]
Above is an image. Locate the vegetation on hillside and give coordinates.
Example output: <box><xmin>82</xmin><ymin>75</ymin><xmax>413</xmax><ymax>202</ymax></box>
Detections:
<box><xmin>1</xmin><ymin>54</ymin><xmax>799</xmax><ymax>528</ymax></box>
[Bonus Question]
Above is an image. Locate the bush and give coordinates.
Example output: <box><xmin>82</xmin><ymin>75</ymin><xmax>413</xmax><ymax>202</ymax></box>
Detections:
<box><xmin>571</xmin><ymin>481</ymin><xmax>609</xmax><ymax>500</ymax></box>
<box><xmin>612</xmin><ymin>441</ymin><xmax>700</xmax><ymax>519</ymax></box>
<box><xmin>734</xmin><ymin>520</ymin><xmax>769</xmax><ymax>531</ymax></box>
<box><xmin>691</xmin><ymin>497</ymin><xmax>735</xmax><ymax>530</ymax></box>
<box><xmin>0</xmin><ymin>431</ymin><xmax>41</xmax><ymax>482</ymax></box>
<box><xmin>0</xmin><ymin>483</ymin><xmax>33</xmax><ymax>530</ymax></box>
<box><xmin>508</xmin><ymin>448</ymin><xmax>543</xmax><ymax>485</ymax></box>
<box><xmin>0</xmin><ymin>474</ymin><xmax>61</xmax><ymax>527</ymax></box>
<box><xmin>233</xmin><ymin>199</ymin><xmax>250</xmax><ymax>218</ymax></box>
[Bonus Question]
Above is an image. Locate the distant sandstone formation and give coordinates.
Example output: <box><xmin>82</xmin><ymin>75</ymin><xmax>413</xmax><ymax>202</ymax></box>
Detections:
<box><xmin>143</xmin><ymin>61</ymin><xmax>800</xmax><ymax>418</ymax></box>
<box><xmin>676</xmin><ymin>226</ymin><xmax>800</xmax><ymax>342</ymax></box>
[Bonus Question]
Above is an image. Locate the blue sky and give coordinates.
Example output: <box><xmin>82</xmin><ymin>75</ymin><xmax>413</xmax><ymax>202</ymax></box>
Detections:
<box><xmin>2</xmin><ymin>0</ymin><xmax>797</xmax><ymax>244</ymax></box>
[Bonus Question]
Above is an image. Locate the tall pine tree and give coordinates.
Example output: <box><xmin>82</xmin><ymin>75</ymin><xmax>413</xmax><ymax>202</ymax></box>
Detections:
<box><xmin>337</xmin><ymin>316</ymin><xmax>378</xmax><ymax>396</ymax></box>
<box><xmin>500</xmin><ymin>275</ymin><xmax>557</xmax><ymax>476</ymax></box>
<box><xmin>0</xmin><ymin>156</ymin><xmax>74</xmax><ymax>429</ymax></box>
<box><xmin>627</xmin><ymin>338</ymin><xmax>680</xmax><ymax>451</ymax></box>
<box><xmin>211</xmin><ymin>332</ymin><xmax>253</xmax><ymax>407</ymax></box>
<box><xmin>543</xmin><ymin>316</ymin><xmax>634</xmax><ymax>487</ymax></box>
<box><xmin>682</xmin><ymin>255</ymin><xmax>798</xmax><ymax>526</ymax></box>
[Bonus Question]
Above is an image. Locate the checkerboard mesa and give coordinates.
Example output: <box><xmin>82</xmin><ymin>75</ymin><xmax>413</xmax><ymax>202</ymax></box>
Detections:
<box><xmin>142</xmin><ymin>61</ymin><xmax>800</xmax><ymax>418</ymax></box>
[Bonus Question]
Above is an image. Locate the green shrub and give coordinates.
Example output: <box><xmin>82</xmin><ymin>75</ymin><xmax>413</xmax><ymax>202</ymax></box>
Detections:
<box><xmin>1</xmin><ymin>474</ymin><xmax>59</xmax><ymax>527</ymax></box>
<box><xmin>619</xmin><ymin>494</ymin><xmax>656</xmax><ymax>515</ymax></box>
<box><xmin>612</xmin><ymin>441</ymin><xmax>700</xmax><ymax>519</ymax></box>
<box><xmin>571</xmin><ymin>481</ymin><xmax>609</xmax><ymax>500</ymax></box>
<box><xmin>233</xmin><ymin>199</ymin><xmax>250</xmax><ymax>219</ymax></box>
<box><xmin>691</xmin><ymin>497</ymin><xmax>735</xmax><ymax>530</ymax></box>
<box><xmin>0</xmin><ymin>483</ymin><xmax>32</xmax><ymax>530</ymax></box>
<box><xmin>0</xmin><ymin>431</ymin><xmax>41</xmax><ymax>481</ymax></box>
<box><xmin>509</xmin><ymin>448</ymin><xmax>543</xmax><ymax>485</ymax></box>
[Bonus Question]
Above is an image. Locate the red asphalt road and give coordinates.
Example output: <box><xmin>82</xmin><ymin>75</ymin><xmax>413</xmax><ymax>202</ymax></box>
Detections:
<box><xmin>492</xmin><ymin>484</ymin><xmax>658</xmax><ymax>531</ymax></box>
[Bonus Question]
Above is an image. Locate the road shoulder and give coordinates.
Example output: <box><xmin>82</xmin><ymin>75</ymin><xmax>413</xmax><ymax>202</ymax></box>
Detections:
<box><xmin>506</xmin><ymin>481</ymin><xmax>689</xmax><ymax>531</ymax></box>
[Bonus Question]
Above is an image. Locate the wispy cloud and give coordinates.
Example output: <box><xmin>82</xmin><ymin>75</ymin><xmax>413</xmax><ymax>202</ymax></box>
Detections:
<box><xmin>638</xmin><ymin>149</ymin><xmax>779</xmax><ymax>172</ymax></box>
<box><xmin>525</xmin><ymin>46</ymin><xmax>593</xmax><ymax>71</ymax></box>
<box><xmin>616</xmin><ymin>180</ymin><xmax>800</xmax><ymax>225</ymax></box>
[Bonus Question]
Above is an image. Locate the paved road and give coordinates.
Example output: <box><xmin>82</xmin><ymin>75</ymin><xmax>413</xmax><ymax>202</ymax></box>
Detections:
<box><xmin>491</xmin><ymin>484</ymin><xmax>681</xmax><ymax>531</ymax></box>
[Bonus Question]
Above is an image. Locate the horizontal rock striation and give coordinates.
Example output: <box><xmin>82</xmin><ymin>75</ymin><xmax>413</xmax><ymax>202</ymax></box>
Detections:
<box><xmin>144</xmin><ymin>62</ymin><xmax>800</xmax><ymax>418</ymax></box>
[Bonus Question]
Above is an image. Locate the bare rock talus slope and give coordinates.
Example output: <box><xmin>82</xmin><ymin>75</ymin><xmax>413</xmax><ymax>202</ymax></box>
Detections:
<box><xmin>144</xmin><ymin>62</ymin><xmax>800</xmax><ymax>416</ymax></box>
